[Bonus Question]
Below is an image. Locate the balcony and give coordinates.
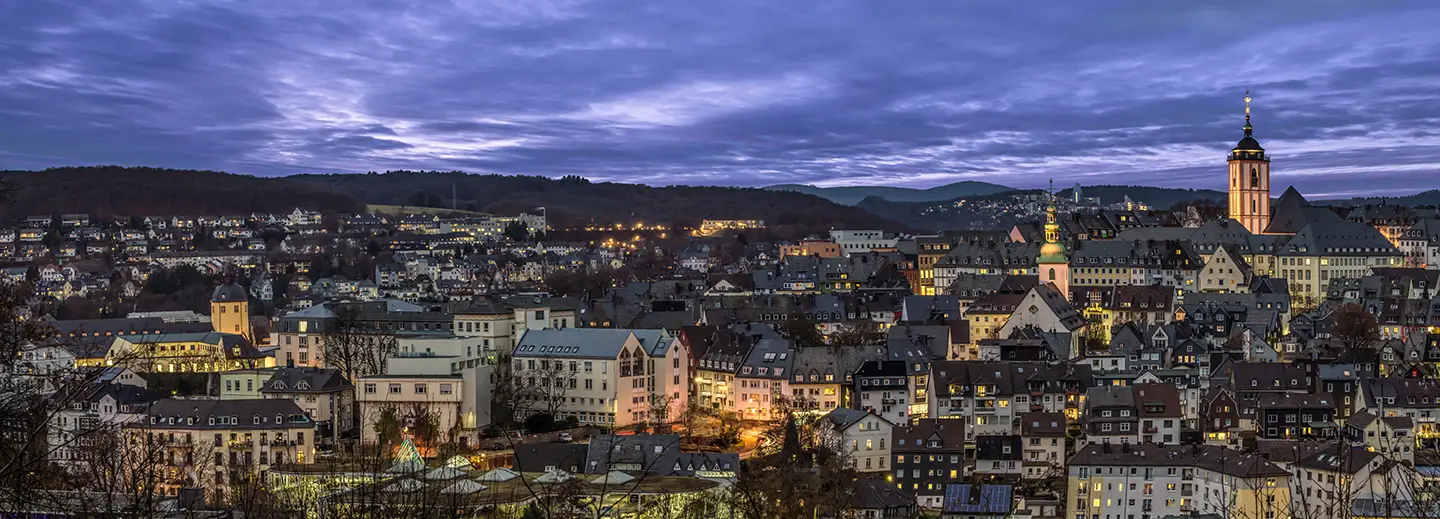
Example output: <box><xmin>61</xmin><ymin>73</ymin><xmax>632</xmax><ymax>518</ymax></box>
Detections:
<box><xmin>269</xmin><ymin>439</ymin><xmax>298</xmax><ymax>447</ymax></box>
<box><xmin>1143</xmin><ymin>427</ymin><xmax>1158</xmax><ymax>434</ymax></box>
<box><xmin>227</xmin><ymin>440</ymin><xmax>251</xmax><ymax>448</ymax></box>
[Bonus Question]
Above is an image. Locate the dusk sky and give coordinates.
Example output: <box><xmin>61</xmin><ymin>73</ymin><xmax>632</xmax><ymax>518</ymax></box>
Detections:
<box><xmin>2</xmin><ymin>1</ymin><xmax>1439</xmax><ymax>198</ymax></box>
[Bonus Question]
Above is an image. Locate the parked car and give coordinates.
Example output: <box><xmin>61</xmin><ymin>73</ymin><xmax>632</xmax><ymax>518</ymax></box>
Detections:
<box><xmin>558</xmin><ymin>432</ymin><xmax>573</xmax><ymax>443</ymax></box>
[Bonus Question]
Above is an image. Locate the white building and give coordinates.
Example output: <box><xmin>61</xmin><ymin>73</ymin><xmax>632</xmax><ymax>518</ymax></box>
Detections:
<box><xmin>820</xmin><ymin>408</ymin><xmax>894</xmax><ymax>473</ymax></box>
<box><xmin>829</xmin><ymin>230</ymin><xmax>898</xmax><ymax>256</ymax></box>
<box><xmin>512</xmin><ymin>329</ymin><xmax>689</xmax><ymax>428</ymax></box>
<box><xmin>1067</xmin><ymin>444</ymin><xmax>1291</xmax><ymax>519</ymax></box>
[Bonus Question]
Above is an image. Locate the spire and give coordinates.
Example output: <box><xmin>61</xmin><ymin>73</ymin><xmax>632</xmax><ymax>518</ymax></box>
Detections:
<box><xmin>1039</xmin><ymin>178</ymin><xmax>1066</xmax><ymax>263</ymax></box>
<box><xmin>1243</xmin><ymin>90</ymin><xmax>1253</xmax><ymax>137</ymax></box>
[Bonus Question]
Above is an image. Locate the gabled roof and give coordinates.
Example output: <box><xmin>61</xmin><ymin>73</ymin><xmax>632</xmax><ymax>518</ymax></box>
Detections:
<box><xmin>261</xmin><ymin>367</ymin><xmax>352</xmax><ymax>393</ymax></box>
<box><xmin>823</xmin><ymin>408</ymin><xmax>889</xmax><ymax>431</ymax></box>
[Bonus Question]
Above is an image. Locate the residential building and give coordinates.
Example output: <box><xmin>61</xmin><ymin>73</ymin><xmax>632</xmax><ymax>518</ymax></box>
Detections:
<box><xmin>512</xmin><ymin>328</ymin><xmax>689</xmax><ymax>428</ymax></box>
<box><xmin>893</xmin><ymin>418</ymin><xmax>967</xmax><ymax>509</ymax></box>
<box><xmin>1066</xmin><ymin>444</ymin><xmax>1291</xmax><ymax>519</ymax></box>
<box><xmin>126</xmin><ymin>398</ymin><xmax>316</xmax><ymax>504</ymax></box>
<box><xmin>821</xmin><ymin>408</ymin><xmax>894</xmax><ymax>472</ymax></box>
<box><xmin>356</xmin><ymin>374</ymin><xmax>464</xmax><ymax>447</ymax></box>
<box><xmin>855</xmin><ymin>360</ymin><xmax>911</xmax><ymax>425</ymax></box>
<box><xmin>1020</xmin><ymin>411</ymin><xmax>1067</xmax><ymax>479</ymax></box>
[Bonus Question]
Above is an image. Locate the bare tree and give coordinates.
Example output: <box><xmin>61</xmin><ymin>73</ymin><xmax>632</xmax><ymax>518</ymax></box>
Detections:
<box><xmin>530</xmin><ymin>358</ymin><xmax>574</xmax><ymax>419</ymax></box>
<box><xmin>1331</xmin><ymin>303</ymin><xmax>1380</xmax><ymax>353</ymax></box>
<box><xmin>491</xmin><ymin>353</ymin><xmax>539</xmax><ymax>426</ymax></box>
<box><xmin>321</xmin><ymin>305</ymin><xmax>400</xmax><ymax>380</ymax></box>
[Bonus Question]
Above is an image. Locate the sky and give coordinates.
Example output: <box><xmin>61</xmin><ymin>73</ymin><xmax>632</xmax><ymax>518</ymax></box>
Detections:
<box><xmin>2</xmin><ymin>1</ymin><xmax>1439</xmax><ymax>198</ymax></box>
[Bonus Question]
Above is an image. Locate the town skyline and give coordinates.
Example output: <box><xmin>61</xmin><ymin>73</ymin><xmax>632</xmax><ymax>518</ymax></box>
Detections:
<box><xmin>3</xmin><ymin>1</ymin><xmax>1440</xmax><ymax>198</ymax></box>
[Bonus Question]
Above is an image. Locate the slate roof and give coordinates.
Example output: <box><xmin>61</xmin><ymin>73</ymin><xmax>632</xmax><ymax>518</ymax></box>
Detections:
<box><xmin>260</xmin><ymin>367</ymin><xmax>353</xmax><ymax>393</ymax></box>
<box><xmin>514</xmin><ymin>329</ymin><xmax>642</xmax><ymax>360</ymax></box>
<box><xmin>1296</xmin><ymin>445</ymin><xmax>1380</xmax><ymax>474</ymax></box>
<box><xmin>135</xmin><ymin>398</ymin><xmax>314</xmax><ymax>430</ymax></box>
<box><xmin>514</xmin><ymin>443</ymin><xmax>588</xmax><ymax>473</ymax></box>
<box><xmin>1281</xmin><ymin>221</ymin><xmax>1401</xmax><ymax>257</ymax></box>
<box><xmin>1068</xmin><ymin>444</ymin><xmax>1289</xmax><ymax>477</ymax></box>
<box><xmin>212</xmin><ymin>283</ymin><xmax>249</xmax><ymax>303</ymax></box>
<box><xmin>851</xmin><ymin>478</ymin><xmax>915</xmax><ymax>510</ymax></box>
<box><xmin>1020</xmin><ymin>412</ymin><xmax>1067</xmax><ymax>436</ymax></box>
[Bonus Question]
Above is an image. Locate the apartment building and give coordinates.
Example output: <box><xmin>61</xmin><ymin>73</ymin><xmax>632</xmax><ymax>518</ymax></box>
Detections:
<box><xmin>929</xmin><ymin>361</ymin><xmax>1095</xmax><ymax>439</ymax></box>
<box><xmin>1066</xmin><ymin>444</ymin><xmax>1291</xmax><ymax>519</ymax></box>
<box><xmin>126</xmin><ymin>398</ymin><xmax>316</xmax><ymax>505</ymax></box>
<box><xmin>49</xmin><ymin>381</ymin><xmax>162</xmax><ymax>469</ymax></box>
<box><xmin>892</xmin><ymin>418</ymin><xmax>967</xmax><ymax>509</ymax></box>
<box><xmin>1082</xmin><ymin>384</ymin><xmax>1182</xmax><ymax>445</ymax></box>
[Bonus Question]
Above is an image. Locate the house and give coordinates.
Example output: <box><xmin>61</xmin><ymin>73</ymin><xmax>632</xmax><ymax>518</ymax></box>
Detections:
<box><xmin>48</xmin><ymin>381</ymin><xmax>163</xmax><ymax>470</ymax></box>
<box><xmin>821</xmin><ymin>408</ymin><xmax>894</xmax><ymax>472</ymax></box>
<box><xmin>257</xmin><ymin>367</ymin><xmax>355</xmax><ymax>444</ymax></box>
<box><xmin>1198</xmin><ymin>244</ymin><xmax>1253</xmax><ymax>293</ymax></box>
<box><xmin>973</xmin><ymin>435</ymin><xmax>1023</xmax><ymax>477</ymax></box>
<box><xmin>854</xmin><ymin>360</ymin><xmax>911</xmax><ymax>425</ymax></box>
<box><xmin>1345</xmin><ymin>409</ymin><xmax>1414</xmax><ymax>465</ymax></box>
<box><xmin>734</xmin><ymin>337</ymin><xmax>793</xmax><ymax>420</ymax></box>
<box><xmin>1019</xmin><ymin>411</ymin><xmax>1067</xmax><ymax>479</ymax></box>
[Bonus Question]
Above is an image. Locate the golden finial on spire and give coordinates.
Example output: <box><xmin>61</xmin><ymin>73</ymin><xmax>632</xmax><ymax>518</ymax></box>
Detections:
<box><xmin>1244</xmin><ymin>90</ymin><xmax>1252</xmax><ymax>116</ymax></box>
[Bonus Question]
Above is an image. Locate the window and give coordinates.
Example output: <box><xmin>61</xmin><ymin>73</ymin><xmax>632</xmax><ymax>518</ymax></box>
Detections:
<box><xmin>389</xmin><ymin>384</ymin><xmax>401</xmax><ymax>394</ymax></box>
<box><xmin>439</xmin><ymin>384</ymin><xmax>453</xmax><ymax>395</ymax></box>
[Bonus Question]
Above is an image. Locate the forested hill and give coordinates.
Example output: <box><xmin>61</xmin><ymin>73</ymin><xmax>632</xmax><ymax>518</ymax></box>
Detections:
<box><xmin>0</xmin><ymin>166</ymin><xmax>363</xmax><ymax>217</ymax></box>
<box><xmin>285</xmin><ymin>171</ymin><xmax>905</xmax><ymax>232</ymax></box>
<box><xmin>1</xmin><ymin>168</ymin><xmax>904</xmax><ymax>235</ymax></box>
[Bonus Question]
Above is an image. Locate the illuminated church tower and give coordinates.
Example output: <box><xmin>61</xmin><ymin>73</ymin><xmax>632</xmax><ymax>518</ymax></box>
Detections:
<box><xmin>1228</xmin><ymin>91</ymin><xmax>1271</xmax><ymax>234</ymax></box>
<box><xmin>1037</xmin><ymin>180</ymin><xmax>1069</xmax><ymax>299</ymax></box>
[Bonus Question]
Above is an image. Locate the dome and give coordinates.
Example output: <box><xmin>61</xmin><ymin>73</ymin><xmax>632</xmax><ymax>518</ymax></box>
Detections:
<box><xmin>1233</xmin><ymin>135</ymin><xmax>1264</xmax><ymax>152</ymax></box>
<box><xmin>212</xmin><ymin>283</ymin><xmax>248</xmax><ymax>303</ymax></box>
<box><xmin>1038</xmin><ymin>242</ymin><xmax>1067</xmax><ymax>263</ymax></box>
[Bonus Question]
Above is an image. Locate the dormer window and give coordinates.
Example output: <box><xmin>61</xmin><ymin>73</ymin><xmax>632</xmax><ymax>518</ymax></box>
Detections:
<box><xmin>253</xmin><ymin>415</ymin><xmax>261</xmax><ymax>425</ymax></box>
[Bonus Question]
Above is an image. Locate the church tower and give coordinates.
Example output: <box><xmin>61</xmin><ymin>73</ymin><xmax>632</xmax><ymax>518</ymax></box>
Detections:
<box><xmin>1037</xmin><ymin>180</ymin><xmax>1070</xmax><ymax>299</ymax></box>
<box><xmin>1228</xmin><ymin>91</ymin><xmax>1271</xmax><ymax>234</ymax></box>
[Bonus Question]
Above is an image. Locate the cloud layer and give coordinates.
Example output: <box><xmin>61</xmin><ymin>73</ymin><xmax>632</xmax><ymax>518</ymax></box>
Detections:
<box><xmin>2</xmin><ymin>0</ymin><xmax>1439</xmax><ymax>197</ymax></box>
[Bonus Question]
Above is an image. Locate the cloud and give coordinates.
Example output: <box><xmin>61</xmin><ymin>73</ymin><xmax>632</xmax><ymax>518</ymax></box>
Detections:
<box><xmin>0</xmin><ymin>0</ymin><xmax>1438</xmax><ymax>197</ymax></box>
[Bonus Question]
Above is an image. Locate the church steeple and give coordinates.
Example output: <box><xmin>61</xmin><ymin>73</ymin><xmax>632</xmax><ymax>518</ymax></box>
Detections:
<box><xmin>1228</xmin><ymin>90</ymin><xmax>1272</xmax><ymax>235</ymax></box>
<box><xmin>1037</xmin><ymin>179</ymin><xmax>1070</xmax><ymax>299</ymax></box>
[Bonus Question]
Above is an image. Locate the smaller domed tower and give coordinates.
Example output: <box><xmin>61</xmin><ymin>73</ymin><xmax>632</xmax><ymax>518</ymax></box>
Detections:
<box><xmin>211</xmin><ymin>282</ymin><xmax>252</xmax><ymax>341</ymax></box>
<box><xmin>1037</xmin><ymin>180</ymin><xmax>1070</xmax><ymax>300</ymax></box>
